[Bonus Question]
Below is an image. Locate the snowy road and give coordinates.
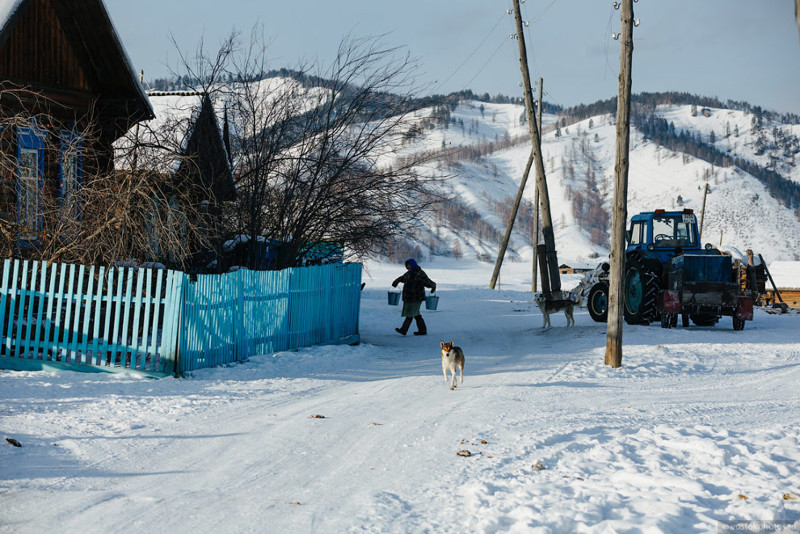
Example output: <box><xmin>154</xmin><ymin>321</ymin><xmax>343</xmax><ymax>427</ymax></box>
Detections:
<box><xmin>2</xmin><ymin>259</ymin><xmax>800</xmax><ymax>533</ymax></box>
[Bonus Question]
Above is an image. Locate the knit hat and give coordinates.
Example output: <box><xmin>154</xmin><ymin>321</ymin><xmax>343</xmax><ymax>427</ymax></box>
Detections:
<box><xmin>405</xmin><ymin>258</ymin><xmax>418</xmax><ymax>269</ymax></box>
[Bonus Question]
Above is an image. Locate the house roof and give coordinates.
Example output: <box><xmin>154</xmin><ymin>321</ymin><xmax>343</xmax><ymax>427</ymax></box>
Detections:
<box><xmin>0</xmin><ymin>0</ymin><xmax>153</xmax><ymax>126</ymax></box>
<box><xmin>115</xmin><ymin>91</ymin><xmax>235</xmax><ymax>201</ymax></box>
<box><xmin>768</xmin><ymin>261</ymin><xmax>800</xmax><ymax>289</ymax></box>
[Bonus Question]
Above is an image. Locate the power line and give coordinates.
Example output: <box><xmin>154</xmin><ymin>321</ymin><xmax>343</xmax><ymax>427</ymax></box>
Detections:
<box><xmin>462</xmin><ymin>36</ymin><xmax>512</xmax><ymax>93</ymax></box>
<box><xmin>435</xmin><ymin>12</ymin><xmax>507</xmax><ymax>94</ymax></box>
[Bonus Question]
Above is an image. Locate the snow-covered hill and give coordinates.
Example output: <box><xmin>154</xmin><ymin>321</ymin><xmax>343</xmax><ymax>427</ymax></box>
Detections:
<box><xmin>395</xmin><ymin>99</ymin><xmax>800</xmax><ymax>266</ymax></box>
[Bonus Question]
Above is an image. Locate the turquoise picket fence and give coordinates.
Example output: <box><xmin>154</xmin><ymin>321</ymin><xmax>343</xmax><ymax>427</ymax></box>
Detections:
<box><xmin>178</xmin><ymin>263</ymin><xmax>362</xmax><ymax>374</ymax></box>
<box><xmin>0</xmin><ymin>259</ymin><xmax>362</xmax><ymax>376</ymax></box>
<box><xmin>0</xmin><ymin>259</ymin><xmax>183</xmax><ymax>376</ymax></box>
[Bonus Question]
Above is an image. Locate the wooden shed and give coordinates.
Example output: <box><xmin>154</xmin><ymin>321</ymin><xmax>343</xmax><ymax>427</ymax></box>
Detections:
<box><xmin>766</xmin><ymin>261</ymin><xmax>800</xmax><ymax>309</ymax></box>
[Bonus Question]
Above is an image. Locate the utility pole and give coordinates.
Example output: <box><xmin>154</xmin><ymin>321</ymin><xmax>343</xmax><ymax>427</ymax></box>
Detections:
<box><xmin>796</xmin><ymin>0</ymin><xmax>800</xmax><ymax>43</ymax></box>
<box><xmin>491</xmin><ymin>0</ymin><xmax>560</xmax><ymax>298</ymax></box>
<box><xmin>532</xmin><ymin>77</ymin><xmax>543</xmax><ymax>293</ymax></box>
<box><xmin>605</xmin><ymin>0</ymin><xmax>635</xmax><ymax>369</ymax></box>
<box><xmin>699</xmin><ymin>183</ymin><xmax>709</xmax><ymax>239</ymax></box>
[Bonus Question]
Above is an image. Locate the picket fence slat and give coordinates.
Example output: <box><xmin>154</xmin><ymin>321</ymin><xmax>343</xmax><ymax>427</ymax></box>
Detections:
<box><xmin>14</xmin><ymin>260</ymin><xmax>28</xmax><ymax>358</ymax></box>
<box><xmin>91</xmin><ymin>266</ymin><xmax>104</xmax><ymax>365</ymax></box>
<box><xmin>8</xmin><ymin>260</ymin><xmax>20</xmax><ymax>355</ymax></box>
<box><xmin>0</xmin><ymin>259</ymin><xmax>10</xmax><ymax>356</ymax></box>
<box><xmin>33</xmin><ymin>262</ymin><xmax>47</xmax><ymax>359</ymax></box>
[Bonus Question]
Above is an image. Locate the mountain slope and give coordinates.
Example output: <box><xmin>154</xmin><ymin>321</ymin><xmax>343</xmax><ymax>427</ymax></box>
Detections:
<box><xmin>396</xmin><ymin>98</ymin><xmax>800</xmax><ymax>264</ymax></box>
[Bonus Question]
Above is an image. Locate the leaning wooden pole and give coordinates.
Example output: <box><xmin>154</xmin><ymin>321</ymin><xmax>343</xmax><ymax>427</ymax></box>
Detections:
<box><xmin>491</xmin><ymin>0</ymin><xmax>560</xmax><ymax>295</ymax></box>
<box><xmin>605</xmin><ymin>0</ymin><xmax>635</xmax><ymax>368</ymax></box>
<box><xmin>490</xmin><ymin>150</ymin><xmax>535</xmax><ymax>289</ymax></box>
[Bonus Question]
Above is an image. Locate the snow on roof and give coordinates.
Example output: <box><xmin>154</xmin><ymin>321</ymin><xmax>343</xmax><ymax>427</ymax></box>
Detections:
<box><xmin>768</xmin><ymin>261</ymin><xmax>800</xmax><ymax>289</ymax></box>
<box><xmin>114</xmin><ymin>92</ymin><xmax>205</xmax><ymax>172</ymax></box>
<box><xmin>718</xmin><ymin>245</ymin><xmax>764</xmax><ymax>266</ymax></box>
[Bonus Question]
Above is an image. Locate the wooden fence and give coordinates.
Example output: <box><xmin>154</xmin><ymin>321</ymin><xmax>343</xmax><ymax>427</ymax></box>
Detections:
<box><xmin>0</xmin><ymin>259</ymin><xmax>362</xmax><ymax>376</ymax></box>
<box><xmin>178</xmin><ymin>263</ymin><xmax>362</xmax><ymax>374</ymax></box>
<box><xmin>0</xmin><ymin>259</ymin><xmax>183</xmax><ymax>376</ymax></box>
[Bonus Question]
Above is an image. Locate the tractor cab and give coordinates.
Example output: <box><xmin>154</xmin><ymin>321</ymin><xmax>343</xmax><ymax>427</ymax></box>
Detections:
<box><xmin>626</xmin><ymin>209</ymin><xmax>703</xmax><ymax>264</ymax></box>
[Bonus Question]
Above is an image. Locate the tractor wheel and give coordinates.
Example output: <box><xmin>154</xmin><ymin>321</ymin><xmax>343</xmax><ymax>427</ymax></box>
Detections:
<box><xmin>690</xmin><ymin>314</ymin><xmax>719</xmax><ymax>327</ymax></box>
<box><xmin>623</xmin><ymin>254</ymin><xmax>661</xmax><ymax>325</ymax></box>
<box><xmin>587</xmin><ymin>282</ymin><xmax>609</xmax><ymax>323</ymax></box>
<box><xmin>733</xmin><ymin>316</ymin><xmax>745</xmax><ymax>330</ymax></box>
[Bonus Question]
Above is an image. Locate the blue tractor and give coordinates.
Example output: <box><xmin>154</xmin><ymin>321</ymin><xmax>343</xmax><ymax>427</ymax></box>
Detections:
<box><xmin>578</xmin><ymin>208</ymin><xmax>753</xmax><ymax>329</ymax></box>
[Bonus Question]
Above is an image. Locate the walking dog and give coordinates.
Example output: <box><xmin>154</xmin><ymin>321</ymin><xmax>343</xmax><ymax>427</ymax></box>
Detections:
<box><xmin>440</xmin><ymin>340</ymin><xmax>465</xmax><ymax>390</ymax></box>
<box><xmin>534</xmin><ymin>293</ymin><xmax>575</xmax><ymax>328</ymax></box>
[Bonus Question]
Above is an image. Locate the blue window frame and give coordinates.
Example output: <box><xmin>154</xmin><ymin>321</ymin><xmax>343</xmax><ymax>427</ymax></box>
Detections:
<box><xmin>16</xmin><ymin>124</ymin><xmax>47</xmax><ymax>245</ymax></box>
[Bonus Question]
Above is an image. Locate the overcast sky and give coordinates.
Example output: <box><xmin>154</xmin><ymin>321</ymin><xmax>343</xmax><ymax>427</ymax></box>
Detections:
<box><xmin>105</xmin><ymin>0</ymin><xmax>800</xmax><ymax>114</ymax></box>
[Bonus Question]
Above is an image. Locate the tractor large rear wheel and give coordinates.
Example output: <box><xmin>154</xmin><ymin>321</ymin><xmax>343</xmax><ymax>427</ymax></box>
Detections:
<box><xmin>623</xmin><ymin>254</ymin><xmax>661</xmax><ymax>325</ymax></box>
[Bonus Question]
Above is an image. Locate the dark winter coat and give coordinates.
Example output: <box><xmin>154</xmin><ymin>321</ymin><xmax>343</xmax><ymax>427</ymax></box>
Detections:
<box><xmin>393</xmin><ymin>265</ymin><xmax>436</xmax><ymax>303</ymax></box>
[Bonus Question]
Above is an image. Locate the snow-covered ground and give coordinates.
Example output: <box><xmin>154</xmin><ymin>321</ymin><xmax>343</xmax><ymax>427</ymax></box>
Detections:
<box><xmin>2</xmin><ymin>258</ymin><xmax>800</xmax><ymax>533</ymax></box>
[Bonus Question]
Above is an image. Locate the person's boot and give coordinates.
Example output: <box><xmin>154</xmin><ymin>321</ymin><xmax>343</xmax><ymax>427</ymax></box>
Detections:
<box><xmin>413</xmin><ymin>315</ymin><xmax>427</xmax><ymax>335</ymax></box>
<box><xmin>396</xmin><ymin>317</ymin><xmax>413</xmax><ymax>335</ymax></box>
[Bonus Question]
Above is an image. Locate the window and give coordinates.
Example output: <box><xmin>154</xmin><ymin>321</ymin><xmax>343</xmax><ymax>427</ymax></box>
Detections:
<box><xmin>18</xmin><ymin>147</ymin><xmax>41</xmax><ymax>238</ymax></box>
<box><xmin>59</xmin><ymin>130</ymin><xmax>83</xmax><ymax>223</ymax></box>
<box><xmin>629</xmin><ymin>222</ymin><xmax>643</xmax><ymax>245</ymax></box>
<box><xmin>652</xmin><ymin>216</ymin><xmax>697</xmax><ymax>248</ymax></box>
<box><xmin>16</xmin><ymin>124</ymin><xmax>47</xmax><ymax>243</ymax></box>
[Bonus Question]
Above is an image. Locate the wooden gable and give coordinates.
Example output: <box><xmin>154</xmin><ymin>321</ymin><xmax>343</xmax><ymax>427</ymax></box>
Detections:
<box><xmin>0</xmin><ymin>0</ymin><xmax>153</xmax><ymax>138</ymax></box>
<box><xmin>0</xmin><ymin>0</ymin><xmax>94</xmax><ymax>95</ymax></box>
<box><xmin>179</xmin><ymin>95</ymin><xmax>236</xmax><ymax>203</ymax></box>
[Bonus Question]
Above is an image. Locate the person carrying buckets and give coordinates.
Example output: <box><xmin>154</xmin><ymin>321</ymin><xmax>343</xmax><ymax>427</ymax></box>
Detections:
<box><xmin>391</xmin><ymin>258</ymin><xmax>436</xmax><ymax>336</ymax></box>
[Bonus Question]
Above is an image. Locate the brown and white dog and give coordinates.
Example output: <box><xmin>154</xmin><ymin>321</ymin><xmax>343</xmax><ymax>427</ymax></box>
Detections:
<box><xmin>440</xmin><ymin>340</ymin><xmax>465</xmax><ymax>390</ymax></box>
<box><xmin>534</xmin><ymin>293</ymin><xmax>575</xmax><ymax>328</ymax></box>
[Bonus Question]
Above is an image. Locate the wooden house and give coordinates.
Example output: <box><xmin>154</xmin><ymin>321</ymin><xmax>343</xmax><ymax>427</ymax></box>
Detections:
<box><xmin>114</xmin><ymin>91</ymin><xmax>236</xmax><ymax>270</ymax></box>
<box><xmin>766</xmin><ymin>261</ymin><xmax>800</xmax><ymax>309</ymax></box>
<box><xmin>0</xmin><ymin>0</ymin><xmax>153</xmax><ymax>246</ymax></box>
<box><xmin>558</xmin><ymin>262</ymin><xmax>595</xmax><ymax>275</ymax></box>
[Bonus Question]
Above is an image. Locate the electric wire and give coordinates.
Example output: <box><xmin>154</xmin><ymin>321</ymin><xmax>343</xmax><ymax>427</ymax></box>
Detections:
<box><xmin>462</xmin><ymin>36</ymin><xmax>513</xmax><ymax>94</ymax></box>
<box><xmin>434</xmin><ymin>12</ymin><xmax>507</xmax><ymax>94</ymax></box>
<box><xmin>604</xmin><ymin>4</ymin><xmax>619</xmax><ymax>81</ymax></box>
<box><xmin>531</xmin><ymin>0</ymin><xmax>560</xmax><ymax>24</ymax></box>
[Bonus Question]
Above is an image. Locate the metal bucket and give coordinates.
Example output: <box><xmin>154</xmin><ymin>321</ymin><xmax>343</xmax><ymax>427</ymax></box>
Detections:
<box><xmin>425</xmin><ymin>295</ymin><xmax>439</xmax><ymax>310</ymax></box>
<box><xmin>388</xmin><ymin>291</ymin><xmax>401</xmax><ymax>306</ymax></box>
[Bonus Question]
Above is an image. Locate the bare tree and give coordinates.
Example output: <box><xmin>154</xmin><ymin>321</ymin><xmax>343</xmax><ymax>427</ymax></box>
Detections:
<box><xmin>173</xmin><ymin>30</ymin><xmax>442</xmax><ymax>269</ymax></box>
